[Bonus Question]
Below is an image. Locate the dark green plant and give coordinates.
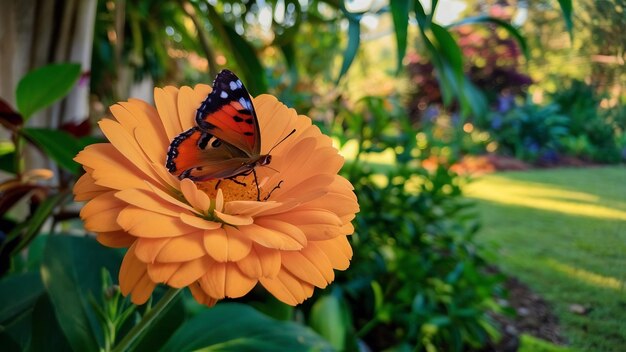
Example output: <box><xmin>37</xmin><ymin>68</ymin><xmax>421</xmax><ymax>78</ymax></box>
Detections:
<box><xmin>308</xmin><ymin>96</ymin><xmax>502</xmax><ymax>351</ymax></box>
<box><xmin>478</xmin><ymin>99</ymin><xmax>570</xmax><ymax>162</ymax></box>
<box><xmin>550</xmin><ymin>79</ymin><xmax>623</xmax><ymax>163</ymax></box>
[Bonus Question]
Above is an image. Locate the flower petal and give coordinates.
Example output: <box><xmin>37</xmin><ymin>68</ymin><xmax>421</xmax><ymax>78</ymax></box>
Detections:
<box><xmin>179</xmin><ymin>213</ymin><xmax>222</xmax><ymax>230</ymax></box>
<box><xmin>135</xmin><ymin>237</ymin><xmax>170</xmax><ymax>263</ymax></box>
<box><xmin>259</xmin><ymin>270</ymin><xmax>315</xmax><ymax>306</ymax></box>
<box><xmin>236</xmin><ymin>244</ymin><xmax>281</xmax><ymax>279</ymax></box>
<box><xmin>115</xmin><ymin>188</ymin><xmax>186</xmax><ymax>217</ymax></box>
<box><xmin>180</xmin><ymin>179</ymin><xmax>212</xmax><ymax>213</ymax></box>
<box><xmin>199</xmin><ymin>262</ymin><xmax>256</xmax><ymax>299</ymax></box>
<box><xmin>96</xmin><ymin>231</ymin><xmax>135</xmax><ymax>248</ymax></box>
<box><xmin>214</xmin><ymin>210</ymin><xmax>253</xmax><ymax>226</ymax></box>
<box><xmin>311</xmin><ymin>237</ymin><xmax>353</xmax><ymax>270</ymax></box>
<box><xmin>253</xmin><ymin>218</ymin><xmax>307</xmax><ymax>247</ymax></box>
<box><xmin>238</xmin><ymin>223</ymin><xmax>303</xmax><ymax>250</ymax></box>
<box><xmin>188</xmin><ymin>282</ymin><xmax>218</xmax><ymax>307</ymax></box>
<box><xmin>117</xmin><ymin>206</ymin><xmax>197</xmax><ymax>238</ymax></box>
<box><xmin>156</xmin><ymin>232</ymin><xmax>206</xmax><ymax>262</ymax></box>
<box><xmin>154</xmin><ymin>87</ymin><xmax>183</xmax><ymax>140</ymax></box>
<box><xmin>223</xmin><ymin>226</ymin><xmax>253</xmax><ymax>261</ymax></box>
<box><xmin>147</xmin><ymin>262</ymin><xmax>180</xmax><ymax>283</ymax></box>
<box><xmin>167</xmin><ymin>256</ymin><xmax>212</xmax><ymax>288</ymax></box>
<box><xmin>80</xmin><ymin>192</ymin><xmax>125</xmax><ymax>232</ymax></box>
<box><xmin>74</xmin><ymin>172</ymin><xmax>108</xmax><ymax>201</ymax></box>
<box><xmin>281</xmin><ymin>251</ymin><xmax>329</xmax><ymax>288</ymax></box>
<box><xmin>203</xmin><ymin>228</ymin><xmax>228</xmax><ymax>262</ymax></box>
<box><xmin>119</xmin><ymin>244</ymin><xmax>156</xmax><ymax>304</ymax></box>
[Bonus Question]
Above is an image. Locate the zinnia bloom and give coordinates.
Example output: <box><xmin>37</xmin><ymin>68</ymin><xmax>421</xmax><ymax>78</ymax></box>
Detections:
<box><xmin>74</xmin><ymin>83</ymin><xmax>358</xmax><ymax>306</ymax></box>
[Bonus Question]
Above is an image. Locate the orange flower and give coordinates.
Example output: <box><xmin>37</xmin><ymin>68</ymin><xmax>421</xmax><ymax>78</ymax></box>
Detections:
<box><xmin>74</xmin><ymin>84</ymin><xmax>358</xmax><ymax>306</ymax></box>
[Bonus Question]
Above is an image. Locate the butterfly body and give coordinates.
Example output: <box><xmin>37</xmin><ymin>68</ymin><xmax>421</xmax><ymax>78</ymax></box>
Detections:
<box><xmin>166</xmin><ymin>70</ymin><xmax>272</xmax><ymax>195</ymax></box>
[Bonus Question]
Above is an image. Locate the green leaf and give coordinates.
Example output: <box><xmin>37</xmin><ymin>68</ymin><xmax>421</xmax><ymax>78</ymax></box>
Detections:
<box><xmin>160</xmin><ymin>303</ymin><xmax>333</xmax><ymax>351</ymax></box>
<box><xmin>21</xmin><ymin>128</ymin><xmax>82</xmax><ymax>174</ymax></box>
<box><xmin>0</xmin><ymin>272</ymin><xmax>44</xmax><ymax>324</ymax></box>
<box><xmin>15</xmin><ymin>63</ymin><xmax>81</xmax><ymax>120</ymax></box>
<box><xmin>556</xmin><ymin>0</ymin><xmax>573</xmax><ymax>40</ymax></box>
<box><xmin>132</xmin><ymin>292</ymin><xmax>185</xmax><ymax>352</ymax></box>
<box><xmin>28</xmin><ymin>294</ymin><xmax>72</xmax><ymax>352</ymax></box>
<box><xmin>0</xmin><ymin>332</ymin><xmax>21</xmax><ymax>352</ymax></box>
<box><xmin>390</xmin><ymin>0</ymin><xmax>411</xmax><ymax>74</ymax></box>
<box><xmin>430</xmin><ymin>23</ymin><xmax>463</xmax><ymax>82</ymax></box>
<box><xmin>448</xmin><ymin>16</ymin><xmax>529</xmax><ymax>60</ymax></box>
<box><xmin>309</xmin><ymin>292</ymin><xmax>352</xmax><ymax>351</ymax></box>
<box><xmin>41</xmin><ymin>235</ymin><xmax>124</xmax><ymax>352</ymax></box>
<box><xmin>4</xmin><ymin>193</ymin><xmax>68</xmax><ymax>258</ymax></box>
<box><xmin>337</xmin><ymin>16</ymin><xmax>361</xmax><ymax>83</ymax></box>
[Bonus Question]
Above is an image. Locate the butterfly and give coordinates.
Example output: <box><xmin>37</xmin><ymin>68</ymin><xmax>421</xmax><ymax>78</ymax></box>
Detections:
<box><xmin>166</xmin><ymin>70</ymin><xmax>290</xmax><ymax>200</ymax></box>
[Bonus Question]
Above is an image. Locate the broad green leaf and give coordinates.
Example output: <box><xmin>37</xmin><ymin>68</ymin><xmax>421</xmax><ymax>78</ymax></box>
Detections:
<box><xmin>309</xmin><ymin>292</ymin><xmax>352</xmax><ymax>351</ymax></box>
<box><xmin>21</xmin><ymin>127</ymin><xmax>82</xmax><ymax>174</ymax></box>
<box><xmin>430</xmin><ymin>0</ymin><xmax>439</xmax><ymax>21</ymax></box>
<box><xmin>337</xmin><ymin>17</ymin><xmax>361</xmax><ymax>83</ymax></box>
<box><xmin>430</xmin><ymin>23</ymin><xmax>463</xmax><ymax>82</ymax></box>
<box><xmin>28</xmin><ymin>294</ymin><xmax>72</xmax><ymax>352</ymax></box>
<box><xmin>413</xmin><ymin>0</ymin><xmax>429</xmax><ymax>28</ymax></box>
<box><xmin>41</xmin><ymin>235</ymin><xmax>124</xmax><ymax>352</ymax></box>
<box><xmin>15</xmin><ymin>63</ymin><xmax>81</xmax><ymax>120</ymax></box>
<box><xmin>160</xmin><ymin>303</ymin><xmax>333</xmax><ymax>351</ymax></box>
<box><xmin>556</xmin><ymin>0</ymin><xmax>573</xmax><ymax>40</ymax></box>
<box><xmin>0</xmin><ymin>332</ymin><xmax>21</xmax><ymax>352</ymax></box>
<box><xmin>132</xmin><ymin>292</ymin><xmax>185</xmax><ymax>352</ymax></box>
<box><xmin>448</xmin><ymin>16</ymin><xmax>529</xmax><ymax>60</ymax></box>
<box><xmin>0</xmin><ymin>272</ymin><xmax>44</xmax><ymax>324</ymax></box>
<box><xmin>390</xmin><ymin>0</ymin><xmax>411</xmax><ymax>74</ymax></box>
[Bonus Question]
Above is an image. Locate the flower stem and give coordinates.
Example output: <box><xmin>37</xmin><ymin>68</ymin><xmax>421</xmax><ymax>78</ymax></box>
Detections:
<box><xmin>111</xmin><ymin>288</ymin><xmax>182</xmax><ymax>352</ymax></box>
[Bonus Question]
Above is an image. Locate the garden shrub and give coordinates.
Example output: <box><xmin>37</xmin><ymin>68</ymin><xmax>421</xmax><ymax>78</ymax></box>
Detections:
<box><xmin>476</xmin><ymin>98</ymin><xmax>569</xmax><ymax>162</ymax></box>
<box><xmin>307</xmin><ymin>96</ymin><xmax>502</xmax><ymax>351</ymax></box>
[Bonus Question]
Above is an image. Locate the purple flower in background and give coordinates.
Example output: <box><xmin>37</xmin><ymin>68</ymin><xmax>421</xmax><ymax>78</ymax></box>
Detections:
<box><xmin>497</xmin><ymin>94</ymin><xmax>515</xmax><ymax>113</ymax></box>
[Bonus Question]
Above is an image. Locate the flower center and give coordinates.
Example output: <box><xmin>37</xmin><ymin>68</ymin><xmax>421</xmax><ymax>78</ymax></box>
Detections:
<box><xmin>196</xmin><ymin>177</ymin><xmax>259</xmax><ymax>202</ymax></box>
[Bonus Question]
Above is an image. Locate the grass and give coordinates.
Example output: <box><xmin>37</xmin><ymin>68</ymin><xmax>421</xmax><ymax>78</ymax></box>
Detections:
<box><xmin>465</xmin><ymin>166</ymin><xmax>626</xmax><ymax>352</ymax></box>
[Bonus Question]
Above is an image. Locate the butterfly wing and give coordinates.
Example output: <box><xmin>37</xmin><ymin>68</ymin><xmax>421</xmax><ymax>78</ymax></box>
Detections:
<box><xmin>195</xmin><ymin>70</ymin><xmax>261</xmax><ymax>156</ymax></box>
<box><xmin>166</xmin><ymin>127</ymin><xmax>258</xmax><ymax>181</ymax></box>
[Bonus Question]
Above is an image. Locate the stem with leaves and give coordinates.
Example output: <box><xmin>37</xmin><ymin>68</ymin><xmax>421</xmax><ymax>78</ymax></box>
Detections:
<box><xmin>111</xmin><ymin>288</ymin><xmax>182</xmax><ymax>352</ymax></box>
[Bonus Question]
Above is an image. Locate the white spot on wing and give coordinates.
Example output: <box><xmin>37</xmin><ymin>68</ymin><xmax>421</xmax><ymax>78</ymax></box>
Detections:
<box><xmin>236</xmin><ymin>80</ymin><xmax>243</xmax><ymax>88</ymax></box>
<box><xmin>229</xmin><ymin>81</ymin><xmax>238</xmax><ymax>90</ymax></box>
<box><xmin>220</xmin><ymin>91</ymin><xmax>228</xmax><ymax>98</ymax></box>
<box><xmin>239</xmin><ymin>97</ymin><xmax>251</xmax><ymax>110</ymax></box>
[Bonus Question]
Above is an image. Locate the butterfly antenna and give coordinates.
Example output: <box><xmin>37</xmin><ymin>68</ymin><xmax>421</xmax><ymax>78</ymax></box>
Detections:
<box><xmin>267</xmin><ymin>129</ymin><xmax>296</xmax><ymax>155</ymax></box>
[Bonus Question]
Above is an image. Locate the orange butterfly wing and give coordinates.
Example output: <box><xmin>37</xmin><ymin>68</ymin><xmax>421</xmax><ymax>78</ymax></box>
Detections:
<box><xmin>166</xmin><ymin>70</ymin><xmax>265</xmax><ymax>181</ymax></box>
<box><xmin>166</xmin><ymin>127</ymin><xmax>261</xmax><ymax>181</ymax></box>
<box><xmin>195</xmin><ymin>70</ymin><xmax>260</xmax><ymax>156</ymax></box>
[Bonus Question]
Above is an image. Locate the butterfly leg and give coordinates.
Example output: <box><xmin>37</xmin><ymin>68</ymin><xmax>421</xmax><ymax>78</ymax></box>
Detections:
<box><xmin>252</xmin><ymin>169</ymin><xmax>261</xmax><ymax>201</ymax></box>
<box><xmin>263</xmin><ymin>180</ymin><xmax>283</xmax><ymax>201</ymax></box>
<box><xmin>227</xmin><ymin>177</ymin><xmax>247</xmax><ymax>187</ymax></box>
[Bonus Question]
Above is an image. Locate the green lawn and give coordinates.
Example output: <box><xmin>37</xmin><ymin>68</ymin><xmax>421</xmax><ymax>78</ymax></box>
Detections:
<box><xmin>465</xmin><ymin>166</ymin><xmax>626</xmax><ymax>352</ymax></box>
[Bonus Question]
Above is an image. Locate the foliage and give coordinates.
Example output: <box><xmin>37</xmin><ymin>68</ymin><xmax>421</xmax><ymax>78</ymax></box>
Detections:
<box><xmin>307</xmin><ymin>96</ymin><xmax>503</xmax><ymax>351</ymax></box>
<box><xmin>477</xmin><ymin>98</ymin><xmax>569</xmax><ymax>162</ymax></box>
<box><xmin>0</xmin><ymin>1</ymin><xmax>585</xmax><ymax>351</ymax></box>
<box><xmin>408</xmin><ymin>16</ymin><xmax>531</xmax><ymax>124</ymax></box>
<box><xmin>550</xmin><ymin>80</ymin><xmax>623</xmax><ymax>163</ymax></box>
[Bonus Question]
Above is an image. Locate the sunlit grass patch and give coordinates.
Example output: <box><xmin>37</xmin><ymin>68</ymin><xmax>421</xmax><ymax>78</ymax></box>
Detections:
<box><xmin>467</xmin><ymin>166</ymin><xmax>626</xmax><ymax>352</ymax></box>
